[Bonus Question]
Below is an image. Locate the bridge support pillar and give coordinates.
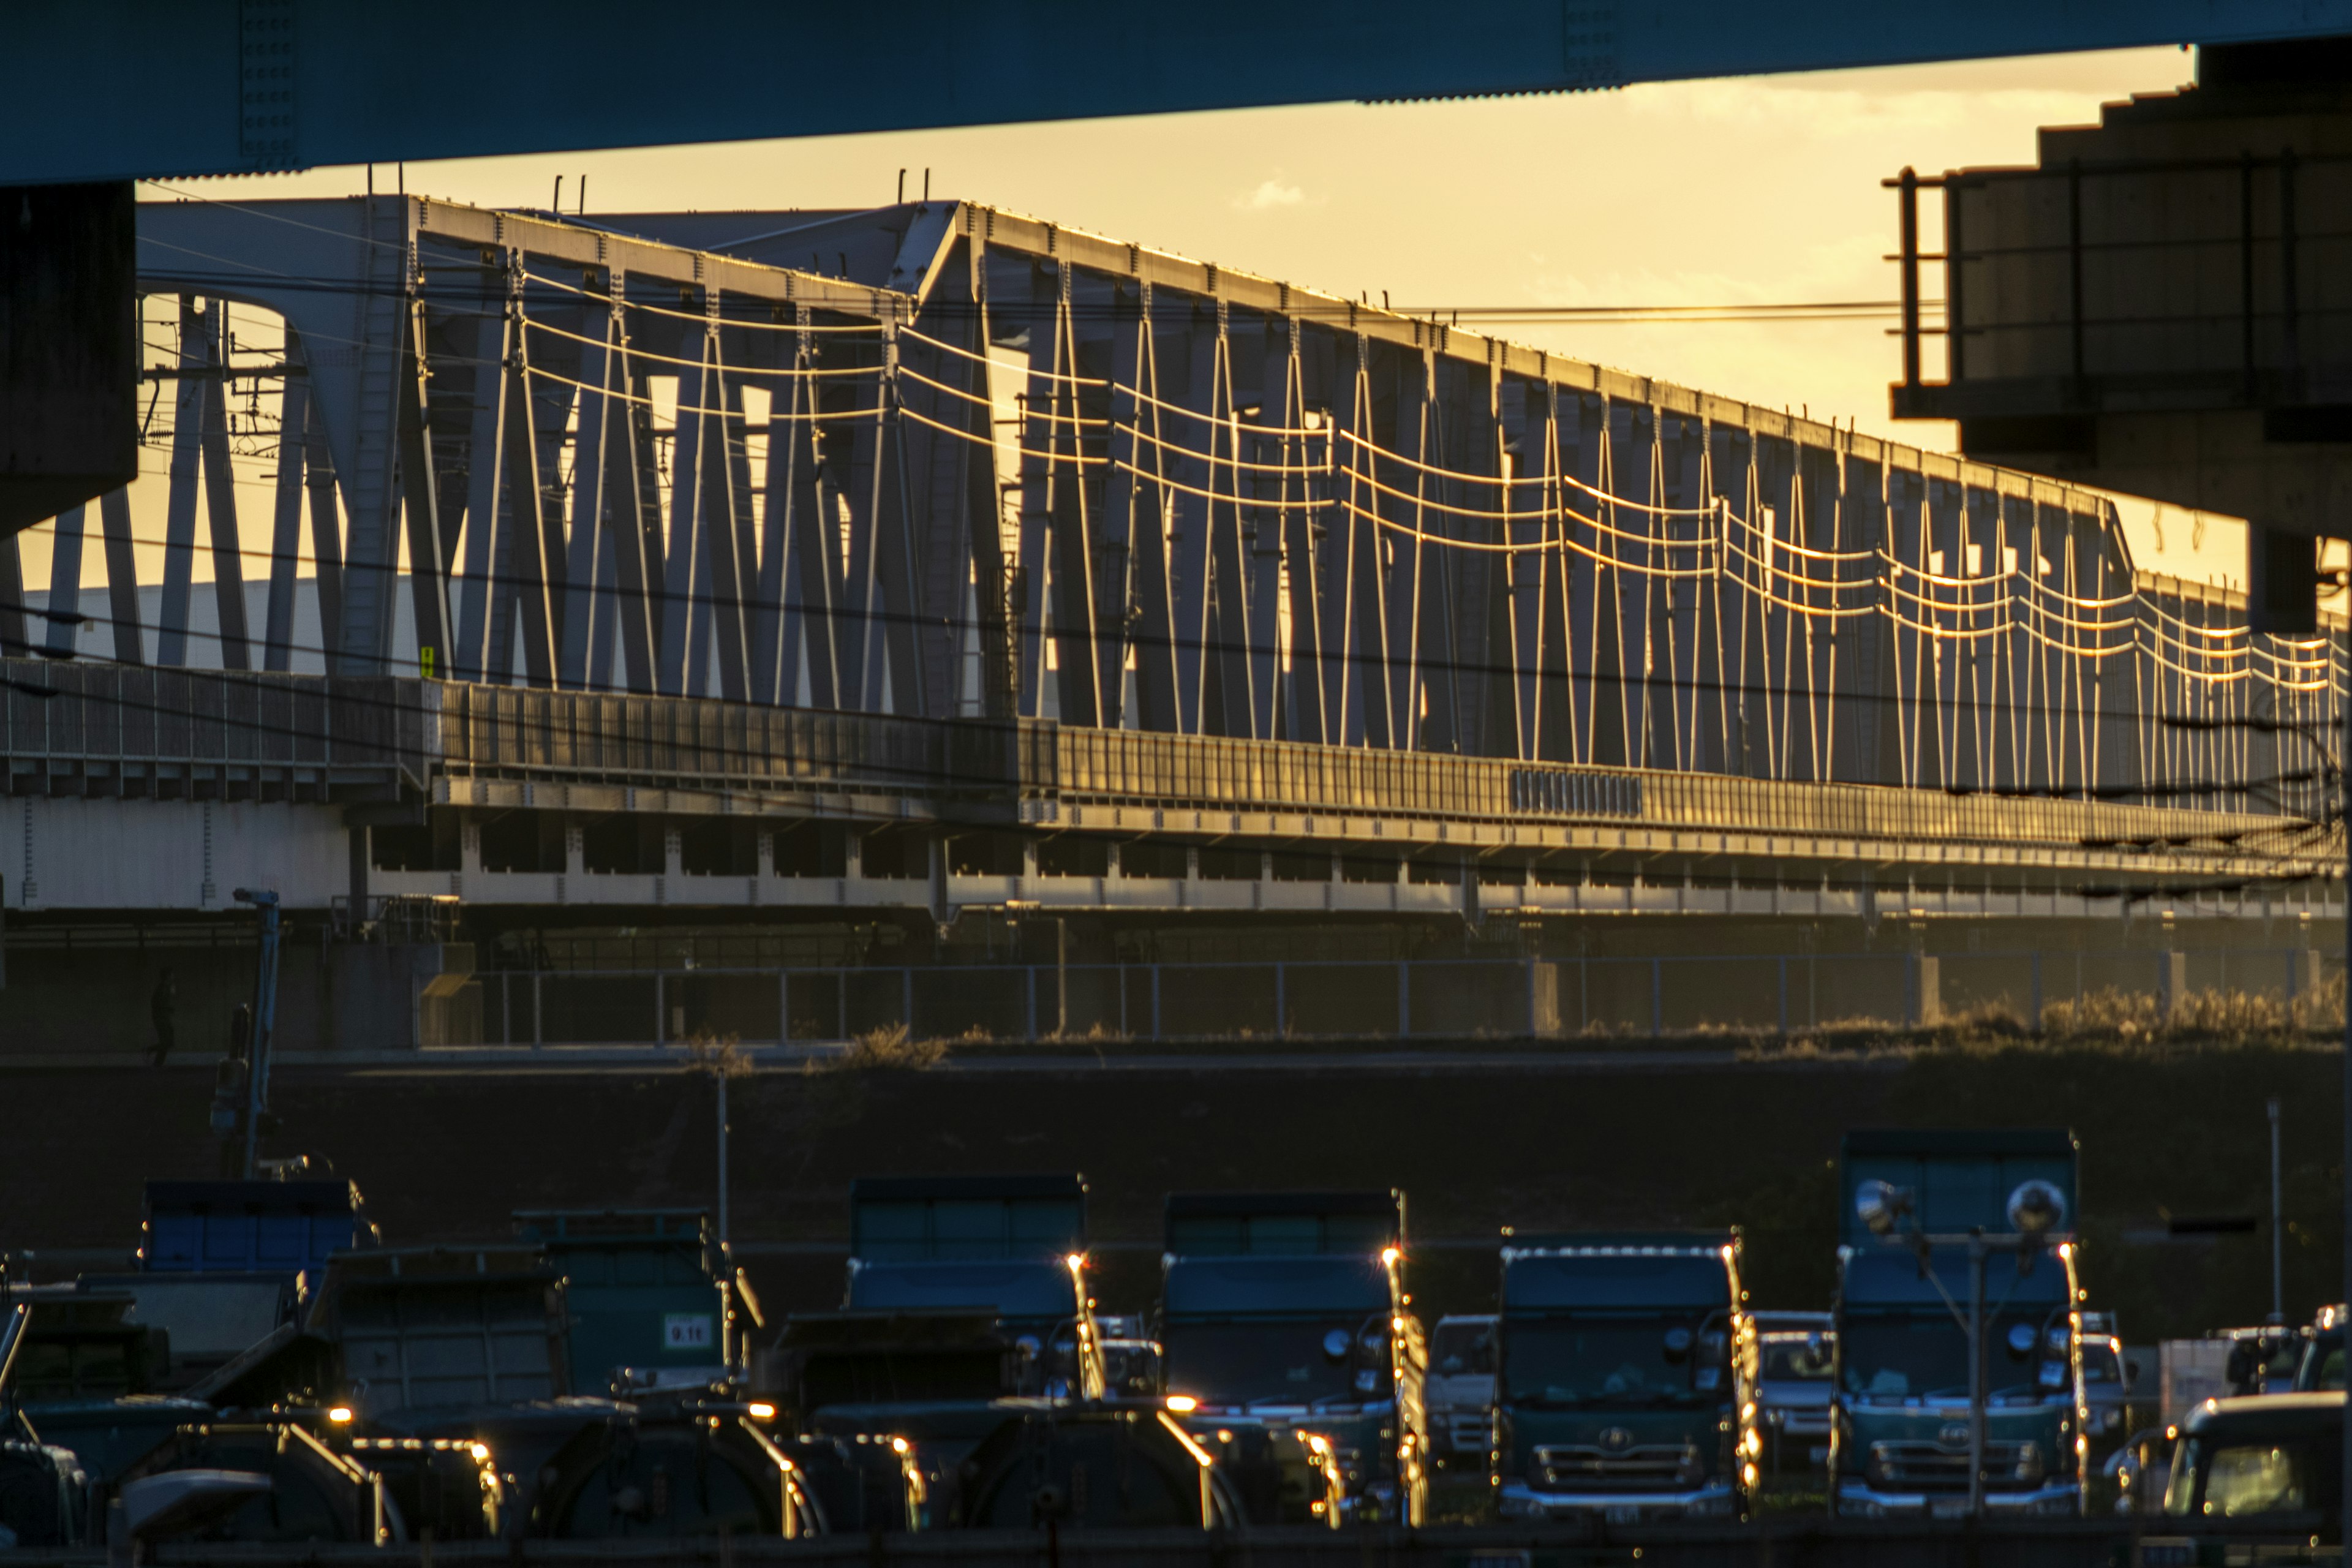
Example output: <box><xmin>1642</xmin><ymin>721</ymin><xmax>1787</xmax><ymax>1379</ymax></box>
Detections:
<box><xmin>1907</xmin><ymin>953</ymin><xmax>1942</xmax><ymax>1028</ymax></box>
<box><xmin>2291</xmin><ymin>948</ymin><xmax>2324</xmax><ymax>1010</ymax></box>
<box><xmin>2158</xmin><ymin>951</ymin><xmax>2190</xmax><ymax>1022</ymax></box>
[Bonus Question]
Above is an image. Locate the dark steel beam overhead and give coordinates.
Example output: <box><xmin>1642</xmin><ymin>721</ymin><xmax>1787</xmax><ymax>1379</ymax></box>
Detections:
<box><xmin>6</xmin><ymin>2</ymin><xmax>2352</xmax><ymax>185</ymax></box>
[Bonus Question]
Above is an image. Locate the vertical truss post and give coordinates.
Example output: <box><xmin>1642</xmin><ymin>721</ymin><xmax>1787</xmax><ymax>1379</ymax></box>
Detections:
<box><xmin>837</xmin><ymin>330</ymin><xmax>889</xmax><ymax>710</ymax></box>
<box><xmin>1382</xmin><ymin>352</ymin><xmax>1433</xmax><ymax>750</ymax></box>
<box><xmin>774</xmin><ymin>316</ymin><xmax>841</xmax><ymax>708</ymax></box>
<box><xmin>1503</xmin><ymin>379</ymin><xmax>1544</xmax><ymax>760</ymax></box>
<box><xmin>1316</xmin><ymin>340</ymin><xmax>1353</xmax><ymax>745</ymax></box>
<box><xmin>1333</xmin><ymin>336</ymin><xmax>1390</xmax><ymax>747</ymax></box>
<box><xmin>597</xmin><ymin>276</ymin><xmax>658</xmax><ymax>695</ymax></box>
<box><xmin>398</xmin><ymin>281</ymin><xmax>456</xmax><ymax>681</ymax></box>
<box><xmin>1240</xmin><ymin>320</ymin><xmax>1284</xmax><ymax>741</ymax></box>
<box><xmin>303</xmin><ymin>404</ymin><xmax>344</xmax><ymax>668</ymax></box>
<box><xmin>1112</xmin><ymin>283</ymin><xmax>1178</xmax><ymax>731</ymax></box>
<box><xmin>1045</xmin><ymin>273</ymin><xmax>1102</xmax><ymax>726</ymax></box>
<box><xmin>1165</xmin><ymin>301</ymin><xmax>1218</xmax><ymax>735</ymax></box>
<box><xmin>897</xmin><ymin>262</ymin><xmax>985</xmax><ymax>718</ymax></box>
<box><xmin>454</xmin><ymin>297</ymin><xmax>510</xmax><ymax>683</ymax></box>
<box><xmin>1012</xmin><ymin>266</ymin><xmax>1057</xmax><ymax>717</ymax></box>
<box><xmin>1531</xmin><ymin>385</ymin><xmax>1574</xmax><ymax>761</ymax></box>
<box><xmin>496</xmin><ymin>273</ymin><xmax>560</xmax><ymax>688</ymax></box>
<box><xmin>334</xmin><ymin>194</ymin><xmax>422</xmax><ymax>676</ymax></box>
<box><xmin>157</xmin><ymin>295</ymin><xmax>209</xmax><ymax>668</ymax></box>
<box><xmin>561</xmin><ymin>296</ymin><xmax>624</xmax><ymax>690</ymax></box>
<box><xmin>197</xmin><ymin>303</ymin><xmax>252</xmax><ymax>671</ymax></box>
<box><xmin>45</xmin><ymin>503</ymin><xmax>86</xmax><ymax>658</ymax></box>
<box><xmin>0</xmin><ymin>533</ymin><xmax>24</xmax><ymax>656</ymax></box>
<box><xmin>99</xmin><ymin>487</ymin><xmax>143</xmax><ymax>665</ymax></box>
<box><xmin>262</xmin><ymin>347</ymin><xmax>308</xmax><ymax>671</ymax></box>
<box><xmin>1277</xmin><ymin>315</ymin><xmax>1325</xmax><ymax>744</ymax></box>
<box><xmin>696</xmin><ymin>313</ymin><xmax>754</xmax><ymax>703</ymax></box>
<box><xmin>660</xmin><ymin>315</ymin><xmax>715</xmax><ymax>698</ymax></box>
<box><xmin>750</xmin><ymin>336</ymin><xmax>794</xmax><ymax>706</ymax></box>
<box><xmin>1206</xmin><ymin>302</ymin><xmax>1257</xmax><ymax>737</ymax></box>
<box><xmin>870</xmin><ymin>319</ymin><xmax>929</xmax><ymax>717</ymax></box>
<box><xmin>1409</xmin><ymin>350</ymin><xmax>1457</xmax><ymax>752</ymax></box>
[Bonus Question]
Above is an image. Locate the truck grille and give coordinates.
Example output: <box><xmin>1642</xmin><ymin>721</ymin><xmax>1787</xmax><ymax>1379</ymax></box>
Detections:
<box><xmin>1534</xmin><ymin>1442</ymin><xmax>1700</xmax><ymax>1488</ymax></box>
<box><xmin>1868</xmin><ymin>1440</ymin><xmax>2040</xmax><ymax>1492</ymax></box>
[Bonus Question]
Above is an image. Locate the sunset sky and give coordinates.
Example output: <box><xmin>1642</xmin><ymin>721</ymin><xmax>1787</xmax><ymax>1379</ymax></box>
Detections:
<box><xmin>32</xmin><ymin>43</ymin><xmax>2244</xmax><ymax>599</ymax></box>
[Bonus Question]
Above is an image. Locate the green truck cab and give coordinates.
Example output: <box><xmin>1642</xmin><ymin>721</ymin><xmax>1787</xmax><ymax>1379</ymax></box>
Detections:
<box><xmin>1831</xmin><ymin>1129</ymin><xmax>2089</xmax><ymax>1518</ymax></box>
<box><xmin>516</xmin><ymin>1210</ymin><xmax>755</xmax><ymax>1395</ymax></box>
<box><xmin>1491</xmin><ymin>1232</ymin><xmax>1757</xmax><ymax>1523</ymax></box>
<box><xmin>1156</xmin><ymin>1191</ymin><xmax>1427</xmax><ymax>1527</ymax></box>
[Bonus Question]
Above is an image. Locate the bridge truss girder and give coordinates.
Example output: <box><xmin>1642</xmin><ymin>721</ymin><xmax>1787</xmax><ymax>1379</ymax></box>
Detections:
<box><xmin>110</xmin><ymin>195</ymin><xmax>2338</xmax><ymax>829</ymax></box>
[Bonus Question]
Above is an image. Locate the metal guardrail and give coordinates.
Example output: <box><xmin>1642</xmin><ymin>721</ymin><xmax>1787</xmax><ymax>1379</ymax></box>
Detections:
<box><xmin>0</xmin><ymin>663</ymin><xmax>2321</xmax><ymax>868</ymax></box>
<box><xmin>1</xmin><ymin>662</ymin><xmax>431</xmax><ymax>788</ymax></box>
<box><xmin>1048</xmin><ymin>724</ymin><xmax>2301</xmax><ymax>855</ymax></box>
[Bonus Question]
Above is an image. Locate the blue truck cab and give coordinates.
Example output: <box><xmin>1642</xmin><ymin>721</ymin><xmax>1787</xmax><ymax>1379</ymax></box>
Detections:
<box><xmin>1158</xmin><ymin>1191</ymin><xmax>1427</xmax><ymax>1526</ymax></box>
<box><xmin>1831</xmin><ymin>1128</ymin><xmax>2089</xmax><ymax>1518</ymax></box>
<box><xmin>1491</xmin><ymin>1232</ymin><xmax>1757</xmax><ymax>1522</ymax></box>
<box><xmin>140</xmin><ymin>1180</ymin><xmax>373</xmax><ymax>1279</ymax></box>
<box><xmin>842</xmin><ymin>1175</ymin><xmax>1102</xmax><ymax>1400</ymax></box>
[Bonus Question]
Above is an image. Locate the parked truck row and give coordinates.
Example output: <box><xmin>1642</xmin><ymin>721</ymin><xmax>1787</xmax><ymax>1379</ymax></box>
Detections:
<box><xmin>4</xmin><ymin>1124</ymin><xmax>2336</xmax><ymax>1550</ymax></box>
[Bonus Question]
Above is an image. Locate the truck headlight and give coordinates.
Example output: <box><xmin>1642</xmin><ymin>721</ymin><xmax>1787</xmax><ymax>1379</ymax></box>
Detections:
<box><xmin>2015</xmin><ymin>1442</ymin><xmax>2044</xmax><ymax>1485</ymax></box>
<box><xmin>1867</xmin><ymin>1443</ymin><xmax>1894</xmax><ymax>1485</ymax></box>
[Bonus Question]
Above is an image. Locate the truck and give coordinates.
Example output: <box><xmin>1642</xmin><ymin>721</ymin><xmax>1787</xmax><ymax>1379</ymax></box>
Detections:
<box><xmin>1425</xmin><ymin>1314</ymin><xmax>1497</xmax><ymax>1466</ymax></box>
<box><xmin>1830</xmin><ymin>1128</ymin><xmax>2089</xmax><ymax>1518</ymax></box>
<box><xmin>1754</xmin><ymin>1310</ymin><xmax>1834</xmax><ymax>1487</ymax></box>
<box><xmin>776</xmin><ymin>1174</ymin><xmax>1106</xmax><ymax>1518</ymax></box>
<box><xmin>2151</xmin><ymin>1392</ymin><xmax>2341</xmax><ymax>1545</ymax></box>
<box><xmin>1491</xmin><ymin>1232</ymin><xmax>1757</xmax><ymax>1523</ymax></box>
<box><xmin>841</xmin><ymin>1175</ymin><xmax>1102</xmax><ymax>1400</ymax></box>
<box><xmin>1156</xmin><ymin>1190</ymin><xmax>1427</xmax><ymax>1526</ymax></box>
<box><xmin>515</xmin><ymin>1209</ymin><xmax>757</xmax><ymax>1395</ymax></box>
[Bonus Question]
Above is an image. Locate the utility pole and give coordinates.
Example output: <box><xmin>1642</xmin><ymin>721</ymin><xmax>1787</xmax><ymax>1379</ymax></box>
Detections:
<box><xmin>687</xmin><ymin>1034</ymin><xmax>749</xmax><ymax>1247</ymax></box>
<box><xmin>2271</xmin><ymin>1096</ymin><xmax>2285</xmax><ymax>1325</ymax></box>
<box><xmin>234</xmin><ymin>888</ymin><xmax>281</xmax><ymax>1181</ymax></box>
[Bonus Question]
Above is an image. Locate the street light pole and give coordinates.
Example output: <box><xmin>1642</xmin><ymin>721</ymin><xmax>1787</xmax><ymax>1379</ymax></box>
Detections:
<box><xmin>1968</xmin><ymin>1235</ymin><xmax>1987</xmax><ymax>1518</ymax></box>
<box><xmin>2340</xmin><ymin>628</ymin><xmax>2350</xmax><ymax>1549</ymax></box>
<box><xmin>2271</xmin><ymin>1095</ymin><xmax>2285</xmax><ymax>1325</ymax></box>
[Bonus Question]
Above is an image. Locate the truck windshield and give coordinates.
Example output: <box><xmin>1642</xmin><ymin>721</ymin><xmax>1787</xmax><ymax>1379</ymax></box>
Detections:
<box><xmin>2166</xmin><ymin>1439</ymin><xmax>2312</xmax><ymax>1517</ymax></box>
<box><xmin>1502</xmin><ymin>1318</ymin><xmax>1708</xmax><ymax>1407</ymax></box>
<box><xmin>1431</xmin><ymin>1322</ymin><xmax>1494</xmax><ymax>1378</ymax></box>
<box><xmin>1162</xmin><ymin>1321</ymin><xmax>1366</xmax><ymax>1408</ymax></box>
<box><xmin>1841</xmin><ymin>1312</ymin><xmax>2062</xmax><ymax>1402</ymax></box>
<box><xmin>1761</xmin><ymin>1334</ymin><xmax>1833</xmax><ymax>1387</ymax></box>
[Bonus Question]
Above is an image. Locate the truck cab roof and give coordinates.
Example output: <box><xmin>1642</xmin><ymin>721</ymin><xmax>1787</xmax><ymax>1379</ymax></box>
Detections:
<box><xmin>1501</xmin><ymin>1245</ymin><xmax>1736</xmax><ymax>1312</ymax></box>
<box><xmin>850</xmin><ymin>1174</ymin><xmax>1087</xmax><ymax>1264</ymax></box>
<box><xmin>2182</xmin><ymin>1391</ymin><xmax>2345</xmax><ymax>1441</ymax></box>
<box><xmin>1163</xmin><ymin>1191</ymin><xmax>1402</xmax><ymax>1257</ymax></box>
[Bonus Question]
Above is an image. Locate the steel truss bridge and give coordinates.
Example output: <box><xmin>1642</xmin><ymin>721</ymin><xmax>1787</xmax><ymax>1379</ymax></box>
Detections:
<box><xmin>3</xmin><ymin>194</ymin><xmax>2339</xmax><ymax>914</ymax></box>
